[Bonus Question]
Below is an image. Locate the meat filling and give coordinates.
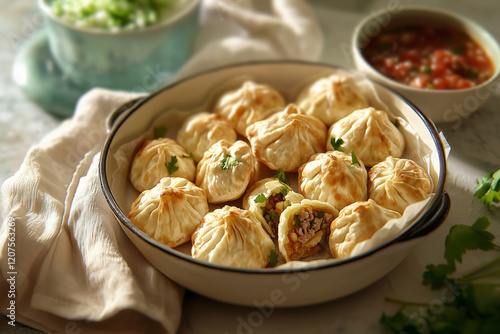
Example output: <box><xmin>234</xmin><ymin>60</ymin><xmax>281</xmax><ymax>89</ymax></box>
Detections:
<box><xmin>294</xmin><ymin>208</ymin><xmax>334</xmax><ymax>244</ymax></box>
<box><xmin>263</xmin><ymin>193</ymin><xmax>287</xmax><ymax>235</ymax></box>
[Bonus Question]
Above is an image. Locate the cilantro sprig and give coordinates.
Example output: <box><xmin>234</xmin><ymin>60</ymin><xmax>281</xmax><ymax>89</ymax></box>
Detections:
<box><xmin>268</xmin><ymin>249</ymin><xmax>278</xmax><ymax>268</ymax></box>
<box><xmin>351</xmin><ymin>151</ymin><xmax>360</xmax><ymax>166</ymax></box>
<box><xmin>474</xmin><ymin>169</ymin><xmax>500</xmax><ymax>208</ymax></box>
<box><xmin>273</xmin><ymin>168</ymin><xmax>290</xmax><ymax>187</ymax></box>
<box><xmin>330</xmin><ymin>137</ymin><xmax>344</xmax><ymax>152</ymax></box>
<box><xmin>165</xmin><ymin>156</ymin><xmax>178</xmax><ymax>175</ymax></box>
<box><xmin>380</xmin><ymin>216</ymin><xmax>500</xmax><ymax>334</ymax></box>
<box><xmin>254</xmin><ymin>193</ymin><xmax>266</xmax><ymax>204</ymax></box>
<box><xmin>221</xmin><ymin>154</ymin><xmax>239</xmax><ymax>170</ymax></box>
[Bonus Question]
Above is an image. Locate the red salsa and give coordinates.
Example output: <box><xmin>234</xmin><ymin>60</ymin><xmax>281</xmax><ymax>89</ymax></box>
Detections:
<box><xmin>362</xmin><ymin>25</ymin><xmax>494</xmax><ymax>89</ymax></box>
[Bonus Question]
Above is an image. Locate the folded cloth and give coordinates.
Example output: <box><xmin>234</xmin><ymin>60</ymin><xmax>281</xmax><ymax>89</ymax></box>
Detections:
<box><xmin>0</xmin><ymin>0</ymin><xmax>323</xmax><ymax>333</ymax></box>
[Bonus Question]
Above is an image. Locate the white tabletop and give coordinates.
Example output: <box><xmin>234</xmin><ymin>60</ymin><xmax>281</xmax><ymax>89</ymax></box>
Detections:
<box><xmin>1</xmin><ymin>1</ymin><xmax>500</xmax><ymax>333</ymax></box>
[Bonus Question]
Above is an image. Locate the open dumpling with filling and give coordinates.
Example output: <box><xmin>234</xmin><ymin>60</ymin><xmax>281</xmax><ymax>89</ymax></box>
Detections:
<box><xmin>368</xmin><ymin>157</ymin><xmax>432</xmax><ymax>214</ymax></box>
<box><xmin>326</xmin><ymin>107</ymin><xmax>405</xmax><ymax>167</ymax></box>
<box><xmin>278</xmin><ymin>199</ymin><xmax>338</xmax><ymax>262</ymax></box>
<box><xmin>246</xmin><ymin>104</ymin><xmax>327</xmax><ymax>172</ymax></box>
<box><xmin>298</xmin><ymin>150</ymin><xmax>367</xmax><ymax>211</ymax></box>
<box><xmin>196</xmin><ymin>139</ymin><xmax>255</xmax><ymax>203</ymax></box>
<box><xmin>296</xmin><ymin>73</ymin><xmax>369</xmax><ymax>126</ymax></box>
<box><xmin>129</xmin><ymin>138</ymin><xmax>196</xmax><ymax>192</ymax></box>
<box><xmin>177</xmin><ymin>112</ymin><xmax>237</xmax><ymax>162</ymax></box>
<box><xmin>214</xmin><ymin>81</ymin><xmax>286</xmax><ymax>137</ymax></box>
<box><xmin>128</xmin><ymin>177</ymin><xmax>209</xmax><ymax>248</ymax></box>
<box><xmin>329</xmin><ymin>199</ymin><xmax>401</xmax><ymax>259</ymax></box>
<box><xmin>243</xmin><ymin>177</ymin><xmax>304</xmax><ymax>237</ymax></box>
<box><xmin>191</xmin><ymin>206</ymin><xmax>275</xmax><ymax>269</ymax></box>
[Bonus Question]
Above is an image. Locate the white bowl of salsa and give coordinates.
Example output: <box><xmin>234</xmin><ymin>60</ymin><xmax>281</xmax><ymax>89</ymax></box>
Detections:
<box><xmin>352</xmin><ymin>6</ymin><xmax>500</xmax><ymax>124</ymax></box>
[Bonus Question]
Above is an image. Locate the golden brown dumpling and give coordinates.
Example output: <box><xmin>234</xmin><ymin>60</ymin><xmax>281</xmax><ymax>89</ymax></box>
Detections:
<box><xmin>329</xmin><ymin>199</ymin><xmax>401</xmax><ymax>259</ymax></box>
<box><xmin>177</xmin><ymin>112</ymin><xmax>237</xmax><ymax>162</ymax></box>
<box><xmin>214</xmin><ymin>81</ymin><xmax>286</xmax><ymax>137</ymax></box>
<box><xmin>278</xmin><ymin>199</ymin><xmax>338</xmax><ymax>262</ymax></box>
<box><xmin>243</xmin><ymin>178</ymin><xmax>304</xmax><ymax>237</ymax></box>
<box><xmin>191</xmin><ymin>206</ymin><xmax>275</xmax><ymax>269</ymax></box>
<box><xmin>368</xmin><ymin>157</ymin><xmax>432</xmax><ymax>214</ymax></box>
<box><xmin>195</xmin><ymin>140</ymin><xmax>255</xmax><ymax>203</ymax></box>
<box><xmin>297</xmin><ymin>73</ymin><xmax>369</xmax><ymax>126</ymax></box>
<box><xmin>326</xmin><ymin>107</ymin><xmax>405</xmax><ymax>167</ymax></box>
<box><xmin>129</xmin><ymin>138</ymin><xmax>196</xmax><ymax>192</ymax></box>
<box><xmin>128</xmin><ymin>177</ymin><xmax>209</xmax><ymax>248</ymax></box>
<box><xmin>246</xmin><ymin>104</ymin><xmax>327</xmax><ymax>172</ymax></box>
<box><xmin>298</xmin><ymin>150</ymin><xmax>367</xmax><ymax>211</ymax></box>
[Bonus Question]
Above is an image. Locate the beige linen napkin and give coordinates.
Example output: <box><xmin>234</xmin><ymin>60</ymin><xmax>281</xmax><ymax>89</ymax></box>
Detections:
<box><xmin>0</xmin><ymin>0</ymin><xmax>323</xmax><ymax>333</ymax></box>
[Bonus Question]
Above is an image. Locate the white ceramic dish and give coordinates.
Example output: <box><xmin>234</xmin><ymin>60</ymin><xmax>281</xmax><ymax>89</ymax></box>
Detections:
<box><xmin>99</xmin><ymin>61</ymin><xmax>450</xmax><ymax>307</ymax></box>
<box><xmin>352</xmin><ymin>6</ymin><xmax>500</xmax><ymax>124</ymax></box>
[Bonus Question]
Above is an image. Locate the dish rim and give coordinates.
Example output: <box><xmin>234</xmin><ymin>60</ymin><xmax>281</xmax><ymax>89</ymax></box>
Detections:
<box><xmin>99</xmin><ymin>60</ymin><xmax>448</xmax><ymax>275</ymax></box>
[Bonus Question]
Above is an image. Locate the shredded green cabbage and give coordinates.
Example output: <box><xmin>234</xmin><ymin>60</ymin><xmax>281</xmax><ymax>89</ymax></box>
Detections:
<box><xmin>47</xmin><ymin>0</ymin><xmax>175</xmax><ymax>31</ymax></box>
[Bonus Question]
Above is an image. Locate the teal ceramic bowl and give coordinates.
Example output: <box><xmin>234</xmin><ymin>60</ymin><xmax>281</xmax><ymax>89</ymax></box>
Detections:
<box><xmin>38</xmin><ymin>0</ymin><xmax>200</xmax><ymax>91</ymax></box>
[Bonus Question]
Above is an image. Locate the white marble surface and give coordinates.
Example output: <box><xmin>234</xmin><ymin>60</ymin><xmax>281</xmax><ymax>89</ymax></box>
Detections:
<box><xmin>1</xmin><ymin>0</ymin><xmax>500</xmax><ymax>333</ymax></box>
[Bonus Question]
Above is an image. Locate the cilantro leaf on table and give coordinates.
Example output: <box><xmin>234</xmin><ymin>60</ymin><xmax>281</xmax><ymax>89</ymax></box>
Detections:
<box><xmin>380</xmin><ymin>311</ymin><xmax>420</xmax><ymax>334</ymax></box>
<box><xmin>444</xmin><ymin>216</ymin><xmax>496</xmax><ymax>272</ymax></box>
<box><xmin>381</xmin><ymin>215</ymin><xmax>500</xmax><ymax>334</ymax></box>
<box><xmin>474</xmin><ymin>169</ymin><xmax>500</xmax><ymax>207</ymax></box>
<box><xmin>422</xmin><ymin>264</ymin><xmax>453</xmax><ymax>290</ymax></box>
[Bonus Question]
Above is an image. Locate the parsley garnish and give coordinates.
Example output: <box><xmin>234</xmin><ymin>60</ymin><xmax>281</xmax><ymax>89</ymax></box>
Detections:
<box><xmin>182</xmin><ymin>152</ymin><xmax>195</xmax><ymax>159</ymax></box>
<box><xmin>351</xmin><ymin>151</ymin><xmax>360</xmax><ymax>165</ymax></box>
<box><xmin>254</xmin><ymin>193</ymin><xmax>266</xmax><ymax>204</ymax></box>
<box><xmin>273</xmin><ymin>168</ymin><xmax>290</xmax><ymax>186</ymax></box>
<box><xmin>154</xmin><ymin>125</ymin><xmax>167</xmax><ymax>139</ymax></box>
<box><xmin>221</xmin><ymin>154</ymin><xmax>239</xmax><ymax>170</ymax></box>
<box><xmin>279</xmin><ymin>187</ymin><xmax>289</xmax><ymax>197</ymax></box>
<box><xmin>474</xmin><ymin>169</ymin><xmax>500</xmax><ymax>207</ymax></box>
<box><xmin>165</xmin><ymin>156</ymin><xmax>178</xmax><ymax>175</ymax></box>
<box><xmin>317</xmin><ymin>211</ymin><xmax>324</xmax><ymax>219</ymax></box>
<box><xmin>294</xmin><ymin>215</ymin><xmax>301</xmax><ymax>228</ymax></box>
<box><xmin>268</xmin><ymin>249</ymin><xmax>278</xmax><ymax>267</ymax></box>
<box><xmin>330</xmin><ymin>137</ymin><xmax>344</xmax><ymax>152</ymax></box>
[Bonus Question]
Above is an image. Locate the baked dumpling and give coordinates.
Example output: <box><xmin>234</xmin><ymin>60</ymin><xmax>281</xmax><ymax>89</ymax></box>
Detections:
<box><xmin>296</xmin><ymin>73</ymin><xmax>369</xmax><ymax>126</ymax></box>
<box><xmin>368</xmin><ymin>157</ymin><xmax>432</xmax><ymax>214</ymax></box>
<box><xmin>326</xmin><ymin>107</ymin><xmax>405</xmax><ymax>167</ymax></box>
<box><xmin>278</xmin><ymin>199</ymin><xmax>338</xmax><ymax>262</ymax></box>
<box><xmin>128</xmin><ymin>177</ymin><xmax>209</xmax><ymax>248</ymax></box>
<box><xmin>214</xmin><ymin>81</ymin><xmax>286</xmax><ymax>137</ymax></box>
<box><xmin>243</xmin><ymin>177</ymin><xmax>304</xmax><ymax>237</ymax></box>
<box><xmin>177</xmin><ymin>112</ymin><xmax>237</xmax><ymax>162</ymax></box>
<box><xmin>191</xmin><ymin>206</ymin><xmax>275</xmax><ymax>269</ymax></box>
<box><xmin>129</xmin><ymin>138</ymin><xmax>196</xmax><ymax>192</ymax></box>
<box><xmin>298</xmin><ymin>150</ymin><xmax>367</xmax><ymax>211</ymax></box>
<box><xmin>195</xmin><ymin>139</ymin><xmax>255</xmax><ymax>203</ymax></box>
<box><xmin>246</xmin><ymin>104</ymin><xmax>327</xmax><ymax>172</ymax></box>
<box><xmin>329</xmin><ymin>199</ymin><xmax>401</xmax><ymax>259</ymax></box>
